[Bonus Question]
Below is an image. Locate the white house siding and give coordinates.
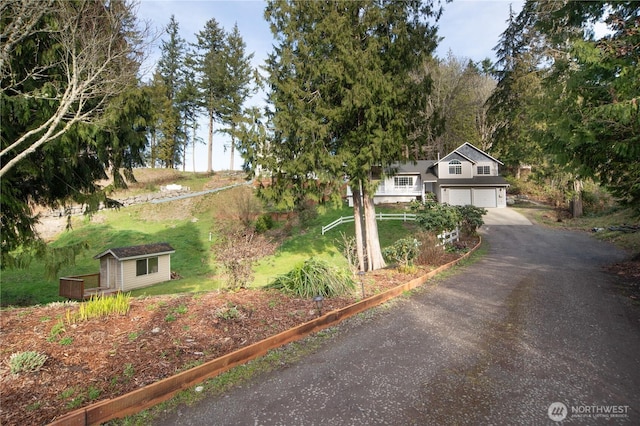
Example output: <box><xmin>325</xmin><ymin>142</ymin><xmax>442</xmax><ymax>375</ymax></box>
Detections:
<box><xmin>347</xmin><ymin>176</ymin><xmax>423</xmax><ymax>206</ymax></box>
<box><xmin>473</xmin><ymin>161</ymin><xmax>498</xmax><ymax>177</ymax></box>
<box><xmin>120</xmin><ymin>254</ymin><xmax>172</xmax><ymax>292</ymax></box>
<box><xmin>437</xmin><ymin>160</ymin><xmax>474</xmax><ymax>179</ymax></box>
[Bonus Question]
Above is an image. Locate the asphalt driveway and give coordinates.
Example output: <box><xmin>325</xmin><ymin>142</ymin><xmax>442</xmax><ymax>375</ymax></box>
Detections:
<box><xmin>154</xmin><ymin>211</ymin><xmax>639</xmax><ymax>425</ymax></box>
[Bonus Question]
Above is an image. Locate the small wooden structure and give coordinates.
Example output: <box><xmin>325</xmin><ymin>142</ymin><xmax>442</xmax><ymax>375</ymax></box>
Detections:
<box><xmin>59</xmin><ymin>273</ymin><xmax>121</xmax><ymax>300</ymax></box>
<box><xmin>59</xmin><ymin>243</ymin><xmax>175</xmax><ymax>300</ymax></box>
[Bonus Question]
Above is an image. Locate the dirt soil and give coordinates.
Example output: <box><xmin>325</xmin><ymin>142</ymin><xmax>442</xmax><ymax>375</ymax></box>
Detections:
<box><xmin>0</xmin><ymin>258</ymin><xmax>462</xmax><ymax>426</ymax></box>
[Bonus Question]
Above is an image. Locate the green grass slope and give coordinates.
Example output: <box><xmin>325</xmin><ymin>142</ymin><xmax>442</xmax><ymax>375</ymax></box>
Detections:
<box><xmin>1</xmin><ymin>171</ymin><xmax>416</xmax><ymax>307</ymax></box>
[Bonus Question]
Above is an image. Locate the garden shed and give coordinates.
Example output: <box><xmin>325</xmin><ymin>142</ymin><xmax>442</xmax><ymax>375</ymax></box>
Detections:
<box><xmin>93</xmin><ymin>242</ymin><xmax>175</xmax><ymax>292</ymax></box>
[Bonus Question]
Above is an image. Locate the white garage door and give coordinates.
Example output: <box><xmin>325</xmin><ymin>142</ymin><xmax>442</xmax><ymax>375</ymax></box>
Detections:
<box><xmin>473</xmin><ymin>188</ymin><xmax>497</xmax><ymax>208</ymax></box>
<box><xmin>449</xmin><ymin>189</ymin><xmax>472</xmax><ymax>206</ymax></box>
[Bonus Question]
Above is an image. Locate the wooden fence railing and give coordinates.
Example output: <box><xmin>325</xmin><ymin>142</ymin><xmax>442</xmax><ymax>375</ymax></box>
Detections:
<box><xmin>321</xmin><ymin>214</ymin><xmax>460</xmax><ymax>246</ymax></box>
<box><xmin>59</xmin><ymin>274</ymin><xmax>100</xmax><ymax>300</ymax></box>
<box><xmin>321</xmin><ymin>213</ymin><xmax>417</xmax><ymax>235</ymax></box>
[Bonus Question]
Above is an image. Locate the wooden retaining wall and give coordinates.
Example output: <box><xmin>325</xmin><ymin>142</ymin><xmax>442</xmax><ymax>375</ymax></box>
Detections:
<box><xmin>48</xmin><ymin>238</ymin><xmax>480</xmax><ymax>426</ymax></box>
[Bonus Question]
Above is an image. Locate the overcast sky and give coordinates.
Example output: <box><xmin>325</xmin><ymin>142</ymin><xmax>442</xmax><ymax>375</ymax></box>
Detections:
<box><xmin>136</xmin><ymin>0</ymin><xmax>524</xmax><ymax>172</ymax></box>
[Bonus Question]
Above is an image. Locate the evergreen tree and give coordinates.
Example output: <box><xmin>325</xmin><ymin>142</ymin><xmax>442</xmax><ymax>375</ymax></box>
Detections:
<box><xmin>486</xmin><ymin>3</ymin><xmax>546</xmax><ymax>177</ymax></box>
<box><xmin>534</xmin><ymin>1</ymin><xmax>640</xmax><ymax>213</ymax></box>
<box><xmin>155</xmin><ymin>15</ymin><xmax>186</xmax><ymax>168</ymax></box>
<box><xmin>1</xmin><ymin>0</ymin><xmax>149</xmax><ymax>266</ymax></box>
<box><xmin>193</xmin><ymin>18</ymin><xmax>227</xmax><ymax>173</ymax></box>
<box><xmin>254</xmin><ymin>0</ymin><xmax>442</xmax><ymax>271</ymax></box>
<box><xmin>221</xmin><ymin>24</ymin><xmax>257</xmax><ymax>170</ymax></box>
<box><xmin>177</xmin><ymin>51</ymin><xmax>202</xmax><ymax>172</ymax></box>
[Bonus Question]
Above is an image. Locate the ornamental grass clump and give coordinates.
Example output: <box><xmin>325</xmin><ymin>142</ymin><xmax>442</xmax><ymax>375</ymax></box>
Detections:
<box><xmin>267</xmin><ymin>258</ymin><xmax>355</xmax><ymax>298</ymax></box>
<box><xmin>9</xmin><ymin>351</ymin><xmax>48</xmax><ymax>374</ymax></box>
<box><xmin>65</xmin><ymin>292</ymin><xmax>131</xmax><ymax>324</ymax></box>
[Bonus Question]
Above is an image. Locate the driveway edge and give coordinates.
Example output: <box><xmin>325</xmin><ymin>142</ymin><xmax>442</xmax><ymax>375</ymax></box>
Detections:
<box><xmin>48</xmin><ymin>238</ymin><xmax>482</xmax><ymax>426</ymax></box>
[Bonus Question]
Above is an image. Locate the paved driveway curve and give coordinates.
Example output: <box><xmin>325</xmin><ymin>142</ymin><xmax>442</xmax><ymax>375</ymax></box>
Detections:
<box><xmin>154</xmin><ymin>210</ymin><xmax>640</xmax><ymax>425</ymax></box>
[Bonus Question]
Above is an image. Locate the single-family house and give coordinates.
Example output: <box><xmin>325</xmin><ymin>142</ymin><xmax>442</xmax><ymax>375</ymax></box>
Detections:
<box><xmin>93</xmin><ymin>242</ymin><xmax>176</xmax><ymax>292</ymax></box>
<box><xmin>347</xmin><ymin>142</ymin><xmax>509</xmax><ymax>208</ymax></box>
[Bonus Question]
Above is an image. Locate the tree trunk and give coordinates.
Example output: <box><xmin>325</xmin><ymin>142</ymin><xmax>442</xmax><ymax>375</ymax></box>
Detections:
<box><xmin>362</xmin><ymin>185</ymin><xmax>386</xmax><ymax>271</ymax></box>
<box><xmin>207</xmin><ymin>111</ymin><xmax>214</xmax><ymax>173</ymax></box>
<box><xmin>351</xmin><ymin>183</ymin><xmax>366</xmax><ymax>272</ymax></box>
<box><xmin>571</xmin><ymin>179</ymin><xmax>583</xmax><ymax>218</ymax></box>
<box><xmin>230</xmin><ymin>130</ymin><xmax>235</xmax><ymax>170</ymax></box>
<box><xmin>182</xmin><ymin>118</ymin><xmax>187</xmax><ymax>172</ymax></box>
<box><xmin>150</xmin><ymin>131</ymin><xmax>156</xmax><ymax>168</ymax></box>
<box><xmin>192</xmin><ymin>123</ymin><xmax>197</xmax><ymax>173</ymax></box>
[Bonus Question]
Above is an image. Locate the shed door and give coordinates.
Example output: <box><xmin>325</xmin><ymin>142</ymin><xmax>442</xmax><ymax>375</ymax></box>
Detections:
<box><xmin>108</xmin><ymin>257</ymin><xmax>117</xmax><ymax>289</ymax></box>
<box><xmin>449</xmin><ymin>189</ymin><xmax>472</xmax><ymax>206</ymax></box>
<box><xmin>473</xmin><ymin>188</ymin><xmax>497</xmax><ymax>208</ymax></box>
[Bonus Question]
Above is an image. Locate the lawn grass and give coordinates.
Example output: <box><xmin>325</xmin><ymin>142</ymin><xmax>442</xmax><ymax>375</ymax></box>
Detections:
<box><xmin>514</xmin><ymin>202</ymin><xmax>640</xmax><ymax>254</ymax></box>
<box><xmin>1</xmin><ymin>187</ymin><xmax>416</xmax><ymax>306</ymax></box>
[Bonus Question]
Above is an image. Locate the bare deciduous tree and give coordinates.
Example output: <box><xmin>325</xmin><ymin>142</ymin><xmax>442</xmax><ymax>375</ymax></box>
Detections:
<box><xmin>0</xmin><ymin>0</ymin><xmax>149</xmax><ymax>178</ymax></box>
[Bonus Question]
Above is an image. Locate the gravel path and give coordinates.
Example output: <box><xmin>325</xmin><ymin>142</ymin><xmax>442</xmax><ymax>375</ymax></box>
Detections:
<box><xmin>154</xmin><ymin>215</ymin><xmax>640</xmax><ymax>425</ymax></box>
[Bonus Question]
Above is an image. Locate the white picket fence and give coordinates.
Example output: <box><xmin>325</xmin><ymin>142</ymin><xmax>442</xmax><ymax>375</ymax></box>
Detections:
<box><xmin>321</xmin><ymin>213</ymin><xmax>417</xmax><ymax>235</ymax></box>
<box><xmin>437</xmin><ymin>228</ymin><xmax>459</xmax><ymax>246</ymax></box>
<box><xmin>321</xmin><ymin>213</ymin><xmax>459</xmax><ymax>246</ymax></box>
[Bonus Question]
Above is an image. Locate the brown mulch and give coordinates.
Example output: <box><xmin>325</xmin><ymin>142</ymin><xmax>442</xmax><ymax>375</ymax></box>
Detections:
<box><xmin>0</xmin><ymin>255</ymin><xmax>459</xmax><ymax>426</ymax></box>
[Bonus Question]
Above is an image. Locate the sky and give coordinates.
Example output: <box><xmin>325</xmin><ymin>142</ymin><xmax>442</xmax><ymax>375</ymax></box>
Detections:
<box><xmin>136</xmin><ymin>0</ymin><xmax>524</xmax><ymax>172</ymax></box>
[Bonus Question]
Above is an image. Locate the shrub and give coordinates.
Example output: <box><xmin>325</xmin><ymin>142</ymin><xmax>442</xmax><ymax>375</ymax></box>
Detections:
<box><xmin>456</xmin><ymin>205</ymin><xmax>487</xmax><ymax>236</ymax></box>
<box><xmin>383</xmin><ymin>238</ymin><xmax>421</xmax><ymax>271</ymax></box>
<box><xmin>414</xmin><ymin>231</ymin><xmax>445</xmax><ymax>266</ymax></box>
<box><xmin>336</xmin><ymin>232</ymin><xmax>359</xmax><ymax>273</ymax></box>
<box><xmin>267</xmin><ymin>258</ymin><xmax>355</xmax><ymax>298</ymax></box>
<box><xmin>254</xmin><ymin>214</ymin><xmax>275</xmax><ymax>233</ymax></box>
<box><xmin>296</xmin><ymin>199</ymin><xmax>318</xmax><ymax>225</ymax></box>
<box><xmin>216</xmin><ymin>226</ymin><xmax>277</xmax><ymax>290</ymax></box>
<box><xmin>411</xmin><ymin>200</ymin><xmax>460</xmax><ymax>235</ymax></box>
<box><xmin>9</xmin><ymin>351</ymin><xmax>48</xmax><ymax>374</ymax></box>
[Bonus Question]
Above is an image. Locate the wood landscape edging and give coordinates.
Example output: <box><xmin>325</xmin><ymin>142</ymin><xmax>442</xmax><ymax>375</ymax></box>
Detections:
<box><xmin>48</xmin><ymin>237</ymin><xmax>481</xmax><ymax>426</ymax></box>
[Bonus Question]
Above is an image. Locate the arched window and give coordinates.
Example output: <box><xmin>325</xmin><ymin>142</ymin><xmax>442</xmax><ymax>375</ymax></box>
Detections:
<box><xmin>449</xmin><ymin>160</ymin><xmax>462</xmax><ymax>175</ymax></box>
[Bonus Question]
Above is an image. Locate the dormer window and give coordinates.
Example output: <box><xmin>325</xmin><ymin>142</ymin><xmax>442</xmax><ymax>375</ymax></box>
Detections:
<box><xmin>449</xmin><ymin>160</ymin><xmax>462</xmax><ymax>175</ymax></box>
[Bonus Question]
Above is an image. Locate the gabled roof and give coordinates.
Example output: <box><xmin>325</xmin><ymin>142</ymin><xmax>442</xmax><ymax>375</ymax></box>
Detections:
<box><xmin>94</xmin><ymin>242</ymin><xmax>175</xmax><ymax>261</ymax></box>
<box><xmin>435</xmin><ymin>142</ymin><xmax>504</xmax><ymax>166</ymax></box>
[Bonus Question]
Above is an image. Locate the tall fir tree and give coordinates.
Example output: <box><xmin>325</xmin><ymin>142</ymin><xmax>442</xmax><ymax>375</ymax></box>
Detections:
<box><xmin>221</xmin><ymin>24</ymin><xmax>257</xmax><ymax>170</ymax></box>
<box><xmin>486</xmin><ymin>2</ymin><xmax>544</xmax><ymax>176</ymax></box>
<box><xmin>177</xmin><ymin>51</ymin><xmax>202</xmax><ymax>172</ymax></box>
<box><xmin>155</xmin><ymin>15</ymin><xmax>186</xmax><ymax>168</ymax></box>
<box><xmin>253</xmin><ymin>0</ymin><xmax>442</xmax><ymax>271</ymax></box>
<box><xmin>193</xmin><ymin>18</ymin><xmax>227</xmax><ymax>173</ymax></box>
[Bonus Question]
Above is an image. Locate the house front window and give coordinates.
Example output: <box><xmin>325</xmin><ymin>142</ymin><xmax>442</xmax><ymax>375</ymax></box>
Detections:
<box><xmin>136</xmin><ymin>257</ymin><xmax>159</xmax><ymax>276</ymax></box>
<box><xmin>477</xmin><ymin>165</ymin><xmax>490</xmax><ymax>175</ymax></box>
<box><xmin>394</xmin><ymin>176</ymin><xmax>414</xmax><ymax>190</ymax></box>
<box><xmin>449</xmin><ymin>160</ymin><xmax>462</xmax><ymax>175</ymax></box>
